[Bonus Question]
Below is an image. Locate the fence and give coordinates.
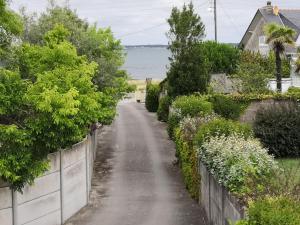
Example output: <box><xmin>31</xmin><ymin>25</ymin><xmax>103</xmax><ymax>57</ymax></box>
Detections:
<box><xmin>200</xmin><ymin>163</ymin><xmax>245</xmax><ymax>225</ymax></box>
<box><xmin>0</xmin><ymin>129</ymin><xmax>98</xmax><ymax>225</ymax></box>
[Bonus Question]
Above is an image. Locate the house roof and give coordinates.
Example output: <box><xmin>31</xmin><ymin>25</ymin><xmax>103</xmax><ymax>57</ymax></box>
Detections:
<box><xmin>239</xmin><ymin>5</ymin><xmax>300</xmax><ymax>48</ymax></box>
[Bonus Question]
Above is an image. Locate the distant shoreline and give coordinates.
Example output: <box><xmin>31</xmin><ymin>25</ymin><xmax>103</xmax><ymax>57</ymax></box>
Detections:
<box><xmin>125</xmin><ymin>45</ymin><xmax>168</xmax><ymax>49</ymax></box>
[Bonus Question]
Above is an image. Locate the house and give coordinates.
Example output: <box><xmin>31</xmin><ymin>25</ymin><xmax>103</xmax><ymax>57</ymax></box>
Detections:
<box><xmin>240</xmin><ymin>1</ymin><xmax>300</xmax><ymax>55</ymax></box>
<box><xmin>239</xmin><ymin>1</ymin><xmax>300</xmax><ymax>91</ymax></box>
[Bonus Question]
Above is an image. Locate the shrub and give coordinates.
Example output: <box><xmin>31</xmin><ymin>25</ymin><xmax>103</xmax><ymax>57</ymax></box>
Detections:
<box><xmin>208</xmin><ymin>94</ymin><xmax>247</xmax><ymax>120</ymax></box>
<box><xmin>174</xmin><ymin>114</ymin><xmax>219</xmax><ymax>199</ymax></box>
<box><xmin>194</xmin><ymin>118</ymin><xmax>253</xmax><ymax>147</ymax></box>
<box><xmin>167</xmin><ymin>95</ymin><xmax>213</xmax><ymax>138</ymax></box>
<box><xmin>236</xmin><ymin>197</ymin><xmax>300</xmax><ymax>225</ymax></box>
<box><xmin>157</xmin><ymin>96</ymin><xmax>171</xmax><ymax>122</ymax></box>
<box><xmin>0</xmin><ymin>26</ymin><xmax>111</xmax><ymax>190</ymax></box>
<box><xmin>253</xmin><ymin>104</ymin><xmax>300</xmax><ymax>158</ymax></box>
<box><xmin>287</xmin><ymin>87</ymin><xmax>300</xmax><ymax>95</ymax></box>
<box><xmin>145</xmin><ymin>84</ymin><xmax>160</xmax><ymax>112</ymax></box>
<box><xmin>202</xmin><ymin>41</ymin><xmax>240</xmax><ymax>74</ymax></box>
<box><xmin>175</xmin><ymin>128</ymin><xmax>199</xmax><ymax>199</ymax></box>
<box><xmin>199</xmin><ymin>135</ymin><xmax>278</xmax><ymax>198</ymax></box>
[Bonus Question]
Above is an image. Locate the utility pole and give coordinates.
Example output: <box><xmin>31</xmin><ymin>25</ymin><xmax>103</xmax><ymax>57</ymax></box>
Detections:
<box><xmin>214</xmin><ymin>0</ymin><xmax>217</xmax><ymax>42</ymax></box>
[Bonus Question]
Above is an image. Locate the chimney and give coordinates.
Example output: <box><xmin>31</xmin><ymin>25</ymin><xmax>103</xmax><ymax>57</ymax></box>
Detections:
<box><xmin>264</xmin><ymin>1</ymin><xmax>273</xmax><ymax>14</ymax></box>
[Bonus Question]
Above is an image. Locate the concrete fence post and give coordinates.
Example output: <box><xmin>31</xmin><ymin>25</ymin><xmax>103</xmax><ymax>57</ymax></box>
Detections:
<box><xmin>12</xmin><ymin>190</ymin><xmax>18</xmax><ymax>225</ymax></box>
<box><xmin>60</xmin><ymin>150</ymin><xmax>64</xmax><ymax>225</ymax></box>
<box><xmin>85</xmin><ymin>137</ymin><xmax>89</xmax><ymax>204</ymax></box>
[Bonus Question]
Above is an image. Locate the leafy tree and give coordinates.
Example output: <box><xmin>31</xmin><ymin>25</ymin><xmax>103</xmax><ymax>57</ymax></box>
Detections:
<box><xmin>0</xmin><ymin>25</ymin><xmax>112</xmax><ymax>190</ymax></box>
<box><xmin>233</xmin><ymin>50</ymin><xmax>291</xmax><ymax>94</ymax></box>
<box><xmin>295</xmin><ymin>49</ymin><xmax>300</xmax><ymax>74</ymax></box>
<box><xmin>20</xmin><ymin>3</ymin><xmax>127</xmax><ymax>93</ymax></box>
<box><xmin>202</xmin><ymin>41</ymin><xmax>240</xmax><ymax>74</ymax></box>
<box><xmin>166</xmin><ymin>2</ymin><xmax>209</xmax><ymax>97</ymax></box>
<box><xmin>0</xmin><ymin>0</ymin><xmax>23</xmax><ymax>48</ymax></box>
<box><xmin>264</xmin><ymin>23</ymin><xmax>296</xmax><ymax>92</ymax></box>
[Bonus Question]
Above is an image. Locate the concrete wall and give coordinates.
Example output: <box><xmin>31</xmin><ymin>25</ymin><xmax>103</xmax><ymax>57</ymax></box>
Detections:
<box><xmin>268</xmin><ymin>78</ymin><xmax>293</xmax><ymax>93</ymax></box>
<box><xmin>0</xmin><ymin>129</ymin><xmax>98</xmax><ymax>225</ymax></box>
<box><xmin>239</xmin><ymin>99</ymin><xmax>297</xmax><ymax>124</ymax></box>
<box><xmin>200</xmin><ymin>163</ymin><xmax>245</xmax><ymax>225</ymax></box>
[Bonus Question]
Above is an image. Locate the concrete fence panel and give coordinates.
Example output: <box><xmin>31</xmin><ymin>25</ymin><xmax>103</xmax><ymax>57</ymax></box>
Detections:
<box><xmin>0</xmin><ymin>130</ymin><xmax>98</xmax><ymax>225</ymax></box>
<box><xmin>200</xmin><ymin>162</ymin><xmax>245</xmax><ymax>225</ymax></box>
<box><xmin>0</xmin><ymin>181</ymin><xmax>12</xmax><ymax>225</ymax></box>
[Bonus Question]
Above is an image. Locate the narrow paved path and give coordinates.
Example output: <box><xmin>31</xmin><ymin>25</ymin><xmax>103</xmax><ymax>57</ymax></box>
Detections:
<box><xmin>66</xmin><ymin>102</ymin><xmax>207</xmax><ymax>225</ymax></box>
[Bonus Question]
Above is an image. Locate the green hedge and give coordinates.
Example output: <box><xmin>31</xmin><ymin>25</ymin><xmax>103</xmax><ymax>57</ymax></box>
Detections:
<box><xmin>157</xmin><ymin>96</ymin><xmax>171</xmax><ymax>122</ymax></box>
<box><xmin>194</xmin><ymin>118</ymin><xmax>253</xmax><ymax>147</ymax></box>
<box><xmin>167</xmin><ymin>95</ymin><xmax>213</xmax><ymax>138</ymax></box>
<box><xmin>254</xmin><ymin>104</ymin><xmax>300</xmax><ymax>158</ymax></box>
<box><xmin>208</xmin><ymin>94</ymin><xmax>247</xmax><ymax>120</ymax></box>
<box><xmin>145</xmin><ymin>84</ymin><xmax>160</xmax><ymax>112</ymax></box>
<box><xmin>236</xmin><ymin>197</ymin><xmax>300</xmax><ymax>225</ymax></box>
<box><xmin>175</xmin><ymin>128</ymin><xmax>199</xmax><ymax>199</ymax></box>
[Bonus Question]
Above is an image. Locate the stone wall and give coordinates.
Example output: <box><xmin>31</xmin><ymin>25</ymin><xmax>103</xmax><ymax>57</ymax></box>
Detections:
<box><xmin>200</xmin><ymin>163</ymin><xmax>245</xmax><ymax>225</ymax></box>
<box><xmin>239</xmin><ymin>99</ymin><xmax>297</xmax><ymax>124</ymax></box>
<box><xmin>0</xmin><ymin>129</ymin><xmax>98</xmax><ymax>225</ymax></box>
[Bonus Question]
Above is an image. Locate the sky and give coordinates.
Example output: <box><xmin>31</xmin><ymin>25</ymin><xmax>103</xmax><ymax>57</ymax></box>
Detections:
<box><xmin>10</xmin><ymin>0</ymin><xmax>300</xmax><ymax>45</ymax></box>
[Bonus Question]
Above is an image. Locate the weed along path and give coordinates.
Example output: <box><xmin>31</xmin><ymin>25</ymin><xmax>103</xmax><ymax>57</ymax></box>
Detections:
<box><xmin>66</xmin><ymin>101</ymin><xmax>207</xmax><ymax>225</ymax></box>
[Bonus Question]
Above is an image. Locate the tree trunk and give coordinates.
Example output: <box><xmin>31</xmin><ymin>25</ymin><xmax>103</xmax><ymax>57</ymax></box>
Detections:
<box><xmin>275</xmin><ymin>50</ymin><xmax>282</xmax><ymax>93</ymax></box>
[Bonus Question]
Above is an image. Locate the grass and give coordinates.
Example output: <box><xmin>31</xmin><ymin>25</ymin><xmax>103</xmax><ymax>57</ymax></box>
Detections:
<box><xmin>276</xmin><ymin>158</ymin><xmax>300</xmax><ymax>188</ymax></box>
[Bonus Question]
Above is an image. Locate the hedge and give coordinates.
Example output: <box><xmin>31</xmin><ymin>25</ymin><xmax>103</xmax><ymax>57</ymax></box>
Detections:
<box><xmin>254</xmin><ymin>104</ymin><xmax>300</xmax><ymax>158</ymax></box>
<box><xmin>208</xmin><ymin>94</ymin><xmax>247</xmax><ymax>120</ymax></box>
<box><xmin>236</xmin><ymin>197</ymin><xmax>300</xmax><ymax>225</ymax></box>
<box><xmin>167</xmin><ymin>95</ymin><xmax>213</xmax><ymax>138</ymax></box>
<box><xmin>157</xmin><ymin>96</ymin><xmax>171</xmax><ymax>122</ymax></box>
<box><xmin>145</xmin><ymin>84</ymin><xmax>160</xmax><ymax>112</ymax></box>
<box><xmin>174</xmin><ymin>115</ymin><xmax>218</xmax><ymax>199</ymax></box>
<box><xmin>194</xmin><ymin>118</ymin><xmax>253</xmax><ymax>147</ymax></box>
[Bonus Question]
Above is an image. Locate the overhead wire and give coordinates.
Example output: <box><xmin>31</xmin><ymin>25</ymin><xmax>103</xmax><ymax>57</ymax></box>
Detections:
<box><xmin>118</xmin><ymin>0</ymin><xmax>210</xmax><ymax>38</ymax></box>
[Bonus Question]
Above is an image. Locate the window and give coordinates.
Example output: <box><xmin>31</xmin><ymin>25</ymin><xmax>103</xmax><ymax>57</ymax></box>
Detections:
<box><xmin>259</xmin><ymin>35</ymin><xmax>266</xmax><ymax>45</ymax></box>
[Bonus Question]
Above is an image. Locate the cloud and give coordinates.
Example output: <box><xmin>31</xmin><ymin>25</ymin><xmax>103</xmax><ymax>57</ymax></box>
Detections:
<box><xmin>10</xmin><ymin>0</ymin><xmax>300</xmax><ymax>45</ymax></box>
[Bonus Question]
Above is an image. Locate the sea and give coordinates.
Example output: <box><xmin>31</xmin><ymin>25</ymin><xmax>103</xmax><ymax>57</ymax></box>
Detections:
<box><xmin>122</xmin><ymin>46</ymin><xmax>171</xmax><ymax>80</ymax></box>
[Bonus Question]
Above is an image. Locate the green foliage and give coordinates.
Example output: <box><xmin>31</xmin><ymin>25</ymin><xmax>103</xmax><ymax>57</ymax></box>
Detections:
<box><xmin>236</xmin><ymin>197</ymin><xmax>300</xmax><ymax>225</ymax></box>
<box><xmin>202</xmin><ymin>41</ymin><xmax>240</xmax><ymax>74</ymax></box>
<box><xmin>0</xmin><ymin>26</ymin><xmax>113</xmax><ymax>190</ymax></box>
<box><xmin>145</xmin><ymin>84</ymin><xmax>160</xmax><ymax>112</ymax></box>
<box><xmin>172</xmin><ymin>95</ymin><xmax>213</xmax><ymax>117</ymax></box>
<box><xmin>200</xmin><ymin>135</ymin><xmax>277</xmax><ymax>198</ymax></box>
<box><xmin>287</xmin><ymin>87</ymin><xmax>300</xmax><ymax>95</ymax></box>
<box><xmin>253</xmin><ymin>104</ymin><xmax>300</xmax><ymax>158</ymax></box>
<box><xmin>232</xmin><ymin>51</ymin><xmax>291</xmax><ymax>94</ymax></box>
<box><xmin>194</xmin><ymin>118</ymin><xmax>253</xmax><ymax>147</ymax></box>
<box><xmin>157</xmin><ymin>96</ymin><xmax>171</xmax><ymax>122</ymax></box>
<box><xmin>264</xmin><ymin>23</ymin><xmax>296</xmax><ymax>92</ymax></box>
<box><xmin>166</xmin><ymin>3</ymin><xmax>209</xmax><ymax>98</ymax></box>
<box><xmin>20</xmin><ymin>3</ymin><xmax>128</xmax><ymax>95</ymax></box>
<box><xmin>174</xmin><ymin>114</ymin><xmax>219</xmax><ymax>199</ymax></box>
<box><xmin>175</xmin><ymin>128</ymin><xmax>199</xmax><ymax>199</ymax></box>
<box><xmin>167</xmin><ymin>95</ymin><xmax>213</xmax><ymax>138</ymax></box>
<box><xmin>0</xmin><ymin>0</ymin><xmax>23</xmax><ymax>59</ymax></box>
<box><xmin>208</xmin><ymin>94</ymin><xmax>248</xmax><ymax>120</ymax></box>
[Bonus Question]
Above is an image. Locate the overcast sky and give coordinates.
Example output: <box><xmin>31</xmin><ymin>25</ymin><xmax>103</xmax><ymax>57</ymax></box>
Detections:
<box><xmin>10</xmin><ymin>0</ymin><xmax>300</xmax><ymax>45</ymax></box>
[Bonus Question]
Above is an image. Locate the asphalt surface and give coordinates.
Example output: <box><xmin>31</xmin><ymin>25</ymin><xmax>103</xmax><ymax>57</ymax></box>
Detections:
<box><xmin>66</xmin><ymin>101</ymin><xmax>207</xmax><ymax>225</ymax></box>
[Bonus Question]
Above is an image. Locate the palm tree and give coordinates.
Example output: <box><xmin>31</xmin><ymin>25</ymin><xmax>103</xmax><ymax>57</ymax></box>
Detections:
<box><xmin>264</xmin><ymin>23</ymin><xmax>296</xmax><ymax>92</ymax></box>
<box><xmin>295</xmin><ymin>48</ymin><xmax>300</xmax><ymax>74</ymax></box>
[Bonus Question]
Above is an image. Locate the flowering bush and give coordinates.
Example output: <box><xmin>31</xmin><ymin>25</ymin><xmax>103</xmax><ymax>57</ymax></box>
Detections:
<box><xmin>199</xmin><ymin>135</ymin><xmax>278</xmax><ymax>198</ymax></box>
<box><xmin>167</xmin><ymin>95</ymin><xmax>213</xmax><ymax>138</ymax></box>
<box><xmin>179</xmin><ymin>114</ymin><xmax>219</xmax><ymax>144</ymax></box>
